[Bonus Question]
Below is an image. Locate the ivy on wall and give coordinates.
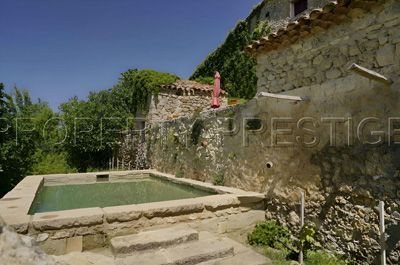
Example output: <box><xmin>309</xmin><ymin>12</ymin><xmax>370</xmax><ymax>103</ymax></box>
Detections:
<box><xmin>115</xmin><ymin>69</ymin><xmax>180</xmax><ymax>115</ymax></box>
<box><xmin>190</xmin><ymin>20</ymin><xmax>271</xmax><ymax>99</ymax></box>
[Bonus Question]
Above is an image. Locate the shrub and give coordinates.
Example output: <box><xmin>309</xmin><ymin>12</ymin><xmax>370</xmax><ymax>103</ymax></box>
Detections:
<box><xmin>175</xmin><ymin>169</ymin><xmax>184</xmax><ymax>178</ymax></box>
<box><xmin>248</xmin><ymin>220</ymin><xmax>293</xmax><ymax>251</ymax></box>
<box><xmin>299</xmin><ymin>223</ymin><xmax>317</xmax><ymax>254</ymax></box>
<box><xmin>306</xmin><ymin>251</ymin><xmax>353</xmax><ymax>265</ymax></box>
<box><xmin>212</xmin><ymin>173</ymin><xmax>225</xmax><ymax>186</ymax></box>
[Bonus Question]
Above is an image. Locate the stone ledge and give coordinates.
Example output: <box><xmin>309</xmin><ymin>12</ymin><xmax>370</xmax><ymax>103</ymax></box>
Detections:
<box><xmin>141</xmin><ymin>198</ymin><xmax>205</xmax><ymax>219</ymax></box>
<box><xmin>236</xmin><ymin>193</ymin><xmax>266</xmax><ymax>204</ymax></box>
<box><xmin>0</xmin><ymin>197</ymin><xmax>33</xmax><ymax>215</ymax></box>
<box><xmin>0</xmin><ymin>213</ymin><xmax>31</xmax><ymax>233</ymax></box>
<box><xmin>202</xmin><ymin>195</ymin><xmax>241</xmax><ymax>211</ymax></box>
<box><xmin>103</xmin><ymin>205</ymin><xmax>143</xmax><ymax>223</ymax></box>
<box><xmin>32</xmin><ymin>208</ymin><xmax>104</xmax><ymax>231</ymax></box>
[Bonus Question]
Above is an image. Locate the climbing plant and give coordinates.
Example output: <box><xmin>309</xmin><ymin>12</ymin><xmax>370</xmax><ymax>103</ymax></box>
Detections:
<box><xmin>190</xmin><ymin>20</ymin><xmax>271</xmax><ymax>99</ymax></box>
<box><xmin>115</xmin><ymin>69</ymin><xmax>179</xmax><ymax>115</ymax></box>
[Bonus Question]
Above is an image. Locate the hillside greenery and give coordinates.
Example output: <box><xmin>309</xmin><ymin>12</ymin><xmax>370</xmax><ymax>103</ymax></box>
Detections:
<box><xmin>190</xmin><ymin>20</ymin><xmax>270</xmax><ymax>99</ymax></box>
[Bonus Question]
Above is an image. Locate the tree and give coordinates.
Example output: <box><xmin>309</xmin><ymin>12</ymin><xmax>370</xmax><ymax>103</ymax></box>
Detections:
<box><xmin>59</xmin><ymin>69</ymin><xmax>179</xmax><ymax>172</ymax></box>
<box><xmin>0</xmin><ymin>86</ymin><xmax>37</xmax><ymax>196</ymax></box>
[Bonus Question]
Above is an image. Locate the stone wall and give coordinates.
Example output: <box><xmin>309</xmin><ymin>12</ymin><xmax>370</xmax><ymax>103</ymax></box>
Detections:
<box><xmin>248</xmin><ymin>0</ymin><xmax>332</xmax><ymax>31</ymax></box>
<box><xmin>146</xmin><ymin>90</ymin><xmax>228</xmax><ymax>124</ymax></box>
<box><xmin>256</xmin><ymin>0</ymin><xmax>400</xmax><ymax>93</ymax></box>
<box><xmin>145</xmin><ymin>1</ymin><xmax>400</xmax><ymax>263</ymax></box>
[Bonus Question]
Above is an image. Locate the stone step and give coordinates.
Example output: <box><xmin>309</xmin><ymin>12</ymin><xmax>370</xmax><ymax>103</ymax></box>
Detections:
<box><xmin>115</xmin><ymin>237</ymin><xmax>234</xmax><ymax>265</ymax></box>
<box><xmin>197</xmin><ymin>251</ymin><xmax>271</xmax><ymax>265</ymax></box>
<box><xmin>111</xmin><ymin>227</ymin><xmax>199</xmax><ymax>256</ymax></box>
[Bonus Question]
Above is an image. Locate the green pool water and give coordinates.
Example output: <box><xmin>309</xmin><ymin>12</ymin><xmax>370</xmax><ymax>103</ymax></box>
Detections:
<box><xmin>29</xmin><ymin>176</ymin><xmax>215</xmax><ymax>214</ymax></box>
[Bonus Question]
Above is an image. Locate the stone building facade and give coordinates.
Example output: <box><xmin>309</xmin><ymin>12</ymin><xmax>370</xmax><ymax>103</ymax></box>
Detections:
<box><xmin>247</xmin><ymin>0</ymin><xmax>333</xmax><ymax>31</ymax></box>
<box><xmin>146</xmin><ymin>80</ymin><xmax>228</xmax><ymax>124</ymax></box>
<box><xmin>144</xmin><ymin>0</ymin><xmax>400</xmax><ymax>263</ymax></box>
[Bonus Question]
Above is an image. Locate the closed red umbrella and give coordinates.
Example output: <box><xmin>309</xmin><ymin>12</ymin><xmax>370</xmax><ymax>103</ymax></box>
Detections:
<box><xmin>211</xmin><ymin>72</ymin><xmax>221</xmax><ymax>108</ymax></box>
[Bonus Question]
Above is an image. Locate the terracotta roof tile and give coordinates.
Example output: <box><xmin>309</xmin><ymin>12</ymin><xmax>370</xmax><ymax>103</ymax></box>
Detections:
<box><xmin>245</xmin><ymin>0</ymin><xmax>383</xmax><ymax>55</ymax></box>
<box><xmin>161</xmin><ymin>80</ymin><xmax>227</xmax><ymax>95</ymax></box>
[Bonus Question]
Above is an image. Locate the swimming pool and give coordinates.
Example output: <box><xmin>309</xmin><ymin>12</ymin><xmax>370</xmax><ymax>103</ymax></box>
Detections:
<box><xmin>29</xmin><ymin>175</ymin><xmax>215</xmax><ymax>213</ymax></box>
<box><xmin>0</xmin><ymin>170</ymin><xmax>265</xmax><ymax>255</ymax></box>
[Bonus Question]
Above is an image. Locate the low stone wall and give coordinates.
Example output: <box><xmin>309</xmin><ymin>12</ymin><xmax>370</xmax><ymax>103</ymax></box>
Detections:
<box><xmin>147</xmin><ymin>91</ymin><xmax>228</xmax><ymax>124</ymax></box>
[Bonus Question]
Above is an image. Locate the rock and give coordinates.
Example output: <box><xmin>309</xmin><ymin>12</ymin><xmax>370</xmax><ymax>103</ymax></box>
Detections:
<box><xmin>376</xmin><ymin>44</ymin><xmax>395</xmax><ymax>66</ymax></box>
<box><xmin>391</xmin><ymin>211</ymin><xmax>400</xmax><ymax>220</ymax></box>
<box><xmin>288</xmin><ymin>211</ymin><xmax>300</xmax><ymax>226</ymax></box>
<box><xmin>0</xmin><ymin>226</ymin><xmax>59</xmax><ymax>265</ymax></box>
<box><xmin>36</xmin><ymin>233</ymin><xmax>49</xmax><ymax>243</ymax></box>
<box><xmin>326</xmin><ymin>68</ymin><xmax>341</xmax><ymax>79</ymax></box>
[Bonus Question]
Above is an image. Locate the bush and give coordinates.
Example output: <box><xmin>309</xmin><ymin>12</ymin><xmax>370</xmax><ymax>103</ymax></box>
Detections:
<box><xmin>248</xmin><ymin>220</ymin><xmax>293</xmax><ymax>250</ymax></box>
<box><xmin>306</xmin><ymin>251</ymin><xmax>353</xmax><ymax>265</ymax></box>
<box><xmin>175</xmin><ymin>169</ymin><xmax>184</xmax><ymax>178</ymax></box>
<box><xmin>212</xmin><ymin>173</ymin><xmax>225</xmax><ymax>186</ymax></box>
<box><xmin>32</xmin><ymin>151</ymin><xmax>77</xmax><ymax>175</ymax></box>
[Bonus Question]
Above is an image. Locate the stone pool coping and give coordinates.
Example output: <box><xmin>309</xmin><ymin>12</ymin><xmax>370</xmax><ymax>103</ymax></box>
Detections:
<box><xmin>0</xmin><ymin>170</ymin><xmax>265</xmax><ymax>234</ymax></box>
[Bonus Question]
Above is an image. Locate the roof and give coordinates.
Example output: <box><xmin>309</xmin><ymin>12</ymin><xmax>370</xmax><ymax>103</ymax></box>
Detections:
<box><xmin>245</xmin><ymin>0</ymin><xmax>382</xmax><ymax>55</ymax></box>
<box><xmin>161</xmin><ymin>80</ymin><xmax>227</xmax><ymax>95</ymax></box>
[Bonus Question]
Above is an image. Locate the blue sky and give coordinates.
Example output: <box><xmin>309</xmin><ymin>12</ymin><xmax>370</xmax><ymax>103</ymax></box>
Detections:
<box><xmin>0</xmin><ymin>0</ymin><xmax>260</xmax><ymax>110</ymax></box>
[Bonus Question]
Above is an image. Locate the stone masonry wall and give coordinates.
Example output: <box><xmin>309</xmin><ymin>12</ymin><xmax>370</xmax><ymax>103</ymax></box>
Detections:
<box><xmin>145</xmin><ymin>1</ymin><xmax>400</xmax><ymax>264</ymax></box>
<box><xmin>248</xmin><ymin>0</ymin><xmax>332</xmax><ymax>32</ymax></box>
<box><xmin>146</xmin><ymin>91</ymin><xmax>228</xmax><ymax>124</ymax></box>
<box><xmin>256</xmin><ymin>1</ymin><xmax>400</xmax><ymax>93</ymax></box>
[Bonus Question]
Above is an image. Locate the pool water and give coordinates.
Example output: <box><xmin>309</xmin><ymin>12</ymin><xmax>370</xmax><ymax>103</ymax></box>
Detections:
<box><xmin>29</xmin><ymin>176</ymin><xmax>215</xmax><ymax>213</ymax></box>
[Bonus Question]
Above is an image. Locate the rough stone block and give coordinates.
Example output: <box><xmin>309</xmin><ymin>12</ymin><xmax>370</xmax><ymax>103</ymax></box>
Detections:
<box><xmin>111</xmin><ymin>227</ymin><xmax>198</xmax><ymax>256</ymax></box>
<box><xmin>203</xmin><ymin>195</ymin><xmax>240</xmax><ymax>211</ymax></box>
<box><xmin>142</xmin><ymin>199</ymin><xmax>204</xmax><ymax>219</ymax></box>
<box><xmin>0</xmin><ymin>197</ymin><xmax>33</xmax><ymax>215</ymax></box>
<box><xmin>103</xmin><ymin>205</ymin><xmax>143</xmax><ymax>223</ymax></box>
<box><xmin>349</xmin><ymin>45</ymin><xmax>361</xmax><ymax>56</ymax></box>
<box><xmin>66</xmin><ymin>236</ymin><xmax>83</xmax><ymax>253</ymax></box>
<box><xmin>39</xmin><ymin>238</ymin><xmax>66</xmax><ymax>255</ymax></box>
<box><xmin>376</xmin><ymin>44</ymin><xmax>395</xmax><ymax>66</ymax></box>
<box><xmin>116</xmin><ymin>237</ymin><xmax>234</xmax><ymax>265</ymax></box>
<box><xmin>326</xmin><ymin>68</ymin><xmax>342</xmax><ymax>79</ymax></box>
<box><xmin>83</xmin><ymin>234</ymin><xmax>106</xmax><ymax>250</ymax></box>
<box><xmin>32</xmin><ymin>208</ymin><xmax>104</xmax><ymax>231</ymax></box>
<box><xmin>1</xmin><ymin>214</ymin><xmax>31</xmax><ymax>233</ymax></box>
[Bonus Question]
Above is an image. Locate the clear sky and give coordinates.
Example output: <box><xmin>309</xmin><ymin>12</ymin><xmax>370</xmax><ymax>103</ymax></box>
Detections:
<box><xmin>1</xmin><ymin>0</ymin><xmax>260</xmax><ymax>110</ymax></box>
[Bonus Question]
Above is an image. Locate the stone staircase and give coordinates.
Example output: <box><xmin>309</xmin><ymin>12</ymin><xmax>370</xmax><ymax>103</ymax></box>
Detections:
<box><xmin>110</xmin><ymin>226</ymin><xmax>271</xmax><ymax>265</ymax></box>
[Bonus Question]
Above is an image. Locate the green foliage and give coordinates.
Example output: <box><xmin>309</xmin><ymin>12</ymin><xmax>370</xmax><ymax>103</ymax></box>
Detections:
<box><xmin>228</xmin><ymin>152</ymin><xmax>237</xmax><ymax>160</ymax></box>
<box><xmin>306</xmin><ymin>251</ymin><xmax>353</xmax><ymax>265</ymax></box>
<box><xmin>59</xmin><ymin>69</ymin><xmax>179</xmax><ymax>172</ymax></box>
<box><xmin>190</xmin><ymin>20</ymin><xmax>271</xmax><ymax>99</ymax></box>
<box><xmin>299</xmin><ymin>224</ymin><xmax>317</xmax><ymax>254</ymax></box>
<box><xmin>59</xmin><ymin>92</ymin><xmax>126</xmax><ymax>172</ymax></box>
<box><xmin>0</xmin><ymin>69</ymin><xmax>180</xmax><ymax>195</ymax></box>
<box><xmin>261</xmin><ymin>248</ymin><xmax>351</xmax><ymax>265</ymax></box>
<box><xmin>0</xmin><ymin>86</ymin><xmax>49</xmax><ymax>196</ymax></box>
<box><xmin>193</xmin><ymin>76</ymin><xmax>214</xmax><ymax>85</ymax></box>
<box><xmin>248</xmin><ymin>220</ymin><xmax>293</xmax><ymax>251</ymax></box>
<box><xmin>32</xmin><ymin>151</ymin><xmax>77</xmax><ymax>175</ymax></box>
<box><xmin>262</xmin><ymin>247</ymin><xmax>292</xmax><ymax>265</ymax></box>
<box><xmin>116</xmin><ymin>69</ymin><xmax>179</xmax><ymax>114</ymax></box>
<box><xmin>175</xmin><ymin>168</ymin><xmax>184</xmax><ymax>178</ymax></box>
<box><xmin>250</xmin><ymin>221</ymin><xmax>353</xmax><ymax>265</ymax></box>
<box><xmin>212</xmin><ymin>173</ymin><xmax>225</xmax><ymax>186</ymax></box>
